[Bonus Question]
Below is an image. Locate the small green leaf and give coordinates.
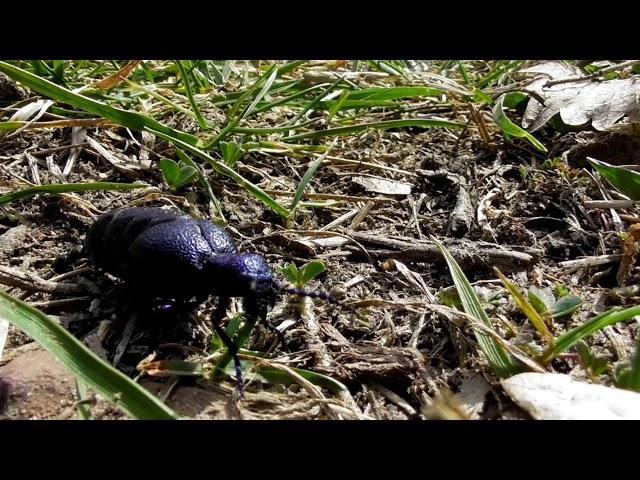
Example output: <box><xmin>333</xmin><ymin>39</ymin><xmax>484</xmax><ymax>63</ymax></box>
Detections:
<box><xmin>588</xmin><ymin>157</ymin><xmax>640</xmax><ymax>200</ymax></box>
<box><xmin>472</xmin><ymin>88</ymin><xmax>495</xmax><ymax>106</ymax></box>
<box><xmin>438</xmin><ymin>286</ymin><xmax>463</xmax><ymax>310</ymax></box>
<box><xmin>551</xmin><ymin>295</ymin><xmax>582</xmax><ymax>319</ymax></box>
<box><xmin>528</xmin><ymin>286</ymin><xmax>554</xmax><ymax>315</ymax></box>
<box><xmin>220</xmin><ymin>141</ymin><xmax>245</xmax><ymax>167</ymax></box>
<box><xmin>280</xmin><ymin>263</ymin><xmax>300</xmax><ymax>286</ymax></box>
<box><xmin>493</xmin><ymin>94</ymin><xmax>547</xmax><ymax>153</ymax></box>
<box><xmin>159</xmin><ymin>158</ymin><xmax>180</xmax><ymax>185</ymax></box>
<box><xmin>159</xmin><ymin>158</ymin><xmax>197</xmax><ymax>190</ymax></box>
<box><xmin>299</xmin><ymin>261</ymin><xmax>326</xmax><ymax>286</ymax></box>
<box><xmin>555</xmin><ymin>283</ymin><xmax>571</xmax><ymax>298</ymax></box>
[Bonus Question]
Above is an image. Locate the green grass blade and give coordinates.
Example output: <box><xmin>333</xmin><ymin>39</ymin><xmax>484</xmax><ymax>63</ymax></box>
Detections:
<box><xmin>475</xmin><ymin>60</ymin><xmax>524</xmax><ymax>89</ymax></box>
<box><xmin>493</xmin><ymin>94</ymin><xmax>547</xmax><ymax>153</ymax></box>
<box><xmin>347</xmin><ymin>86</ymin><xmax>444</xmax><ymax>101</ymax></box>
<box><xmin>431</xmin><ymin>237</ymin><xmax>520</xmax><ymax>377</ymax></box>
<box><xmin>0</xmin><ymin>182</ymin><xmax>147</xmax><ymax>205</ymax></box>
<box><xmin>0</xmin><ymin>289</ymin><xmax>178</xmax><ymax>420</ymax></box>
<box><xmin>588</xmin><ymin>157</ymin><xmax>640</xmax><ymax>200</ymax></box>
<box><xmin>286</xmin><ymin>77</ymin><xmax>347</xmax><ymax>128</ymax></box>
<box><xmin>175</xmin><ymin>60</ymin><xmax>210</xmax><ymax>130</ymax></box>
<box><xmin>254</xmin><ymin>364</ymin><xmax>350</xmax><ymax>397</ymax></box>
<box><xmin>0</xmin><ymin>61</ymin><xmax>199</xmax><ymax>146</ymax></box>
<box><xmin>283</xmin><ymin>118</ymin><xmax>465</xmax><ymax>142</ymax></box>
<box><xmin>494</xmin><ymin>268</ymin><xmax>554</xmax><ymax>342</ymax></box>
<box><xmin>541</xmin><ymin>305</ymin><xmax>640</xmax><ymax>364</ymax></box>
<box><xmin>289</xmin><ymin>144</ymin><xmax>335</xmax><ymax>215</ymax></box>
<box><xmin>213</xmin><ymin>313</ymin><xmax>258</xmax><ymax>378</ymax></box>
<box><xmin>317</xmin><ymin>86</ymin><xmax>446</xmax><ymax>111</ymax></box>
<box><xmin>147</xmin><ymin>127</ymin><xmax>290</xmax><ymax>218</ymax></box>
<box><xmin>242</xmin><ymin>67</ymin><xmax>279</xmax><ymax>119</ymax></box>
<box><xmin>232</xmin><ymin>118</ymin><xmax>317</xmax><ymax>135</ymax></box>
<box><xmin>175</xmin><ymin>148</ymin><xmax>225</xmax><ymax>221</ymax></box>
<box><xmin>252</xmin><ymin>83</ymin><xmax>330</xmax><ymax>115</ymax></box>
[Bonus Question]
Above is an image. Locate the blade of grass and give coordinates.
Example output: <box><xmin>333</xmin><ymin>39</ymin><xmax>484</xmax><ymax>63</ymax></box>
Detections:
<box><xmin>541</xmin><ymin>305</ymin><xmax>640</xmax><ymax>364</ymax></box>
<box><xmin>0</xmin><ymin>289</ymin><xmax>178</xmax><ymax>420</ymax></box>
<box><xmin>251</xmin><ymin>83</ymin><xmax>330</xmax><ymax>115</ymax></box>
<box><xmin>252</xmin><ymin>362</ymin><xmax>350</xmax><ymax>397</ymax></box>
<box><xmin>431</xmin><ymin>236</ymin><xmax>520</xmax><ymax>377</ymax></box>
<box><xmin>0</xmin><ymin>61</ymin><xmax>200</xmax><ymax>147</ymax></box>
<box><xmin>347</xmin><ymin>86</ymin><xmax>444</xmax><ymax>100</ymax></box>
<box><xmin>212</xmin><ymin>313</ymin><xmax>258</xmax><ymax>379</ymax></box>
<box><xmin>0</xmin><ymin>181</ymin><xmax>148</xmax><ymax>205</ymax></box>
<box><xmin>174</xmin><ymin>148</ymin><xmax>225</xmax><ymax>222</ymax></box>
<box><xmin>285</xmin><ymin>77</ymin><xmax>347</xmax><ymax>128</ymax></box>
<box><xmin>493</xmin><ymin>94</ymin><xmax>547</xmax><ymax>153</ymax></box>
<box><xmin>288</xmin><ymin>141</ymin><xmax>336</xmax><ymax>216</ymax></box>
<box><xmin>283</xmin><ymin>118</ymin><xmax>465</xmax><ymax>142</ymax></box>
<box><xmin>588</xmin><ymin>157</ymin><xmax>640</xmax><ymax>200</ymax></box>
<box><xmin>475</xmin><ymin>60</ymin><xmax>523</xmax><ymax>89</ymax></box>
<box><xmin>175</xmin><ymin>60</ymin><xmax>210</xmax><ymax>131</ymax></box>
<box><xmin>494</xmin><ymin>267</ymin><xmax>554</xmax><ymax>342</ymax></box>
<box><xmin>147</xmin><ymin>126</ymin><xmax>290</xmax><ymax>218</ymax></box>
<box><xmin>122</xmin><ymin>77</ymin><xmax>195</xmax><ymax>118</ymax></box>
<box><xmin>232</xmin><ymin>118</ymin><xmax>318</xmax><ymax>135</ymax></box>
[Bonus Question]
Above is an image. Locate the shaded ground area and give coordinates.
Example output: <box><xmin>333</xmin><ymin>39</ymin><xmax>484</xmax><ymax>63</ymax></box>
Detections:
<box><xmin>1</xmin><ymin>61</ymin><xmax>639</xmax><ymax>420</ymax></box>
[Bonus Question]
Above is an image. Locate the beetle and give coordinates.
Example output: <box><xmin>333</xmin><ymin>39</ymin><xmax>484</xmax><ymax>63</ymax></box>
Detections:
<box><xmin>84</xmin><ymin>206</ymin><xmax>352</xmax><ymax>394</ymax></box>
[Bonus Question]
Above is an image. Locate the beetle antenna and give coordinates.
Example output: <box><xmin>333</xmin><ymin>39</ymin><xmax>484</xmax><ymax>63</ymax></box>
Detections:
<box><xmin>273</xmin><ymin>281</ymin><xmax>361</xmax><ymax>317</ymax></box>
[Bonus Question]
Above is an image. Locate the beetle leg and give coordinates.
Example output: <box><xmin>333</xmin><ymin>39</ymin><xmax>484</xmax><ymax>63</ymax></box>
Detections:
<box><xmin>262</xmin><ymin>321</ymin><xmax>286</xmax><ymax>349</ymax></box>
<box><xmin>211</xmin><ymin>297</ymin><xmax>244</xmax><ymax>398</ymax></box>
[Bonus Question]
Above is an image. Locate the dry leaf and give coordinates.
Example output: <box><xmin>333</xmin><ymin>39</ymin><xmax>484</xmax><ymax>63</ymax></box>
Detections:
<box><xmin>502</xmin><ymin>372</ymin><xmax>640</xmax><ymax>419</ymax></box>
<box><xmin>93</xmin><ymin>60</ymin><xmax>142</xmax><ymax>90</ymax></box>
<box><xmin>520</xmin><ymin>61</ymin><xmax>640</xmax><ymax>132</ymax></box>
<box><xmin>352</xmin><ymin>176</ymin><xmax>413</xmax><ymax>196</ymax></box>
<box><xmin>87</xmin><ymin>136</ymin><xmax>151</xmax><ymax>173</ymax></box>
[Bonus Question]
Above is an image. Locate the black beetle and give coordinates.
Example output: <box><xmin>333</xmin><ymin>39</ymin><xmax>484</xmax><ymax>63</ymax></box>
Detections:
<box><xmin>84</xmin><ymin>207</ymin><xmax>351</xmax><ymax>393</ymax></box>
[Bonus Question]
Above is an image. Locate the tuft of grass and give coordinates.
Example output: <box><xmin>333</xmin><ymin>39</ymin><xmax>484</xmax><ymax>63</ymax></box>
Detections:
<box><xmin>0</xmin><ymin>61</ymin><xmax>200</xmax><ymax>147</ymax></box>
<box><xmin>146</xmin><ymin>126</ymin><xmax>290</xmax><ymax>218</ymax></box>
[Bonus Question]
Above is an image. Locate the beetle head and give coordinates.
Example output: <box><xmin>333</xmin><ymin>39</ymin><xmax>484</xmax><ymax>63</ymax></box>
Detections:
<box><xmin>206</xmin><ymin>252</ymin><xmax>276</xmax><ymax>304</ymax></box>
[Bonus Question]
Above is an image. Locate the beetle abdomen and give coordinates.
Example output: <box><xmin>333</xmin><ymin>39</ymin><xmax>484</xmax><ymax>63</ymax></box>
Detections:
<box><xmin>85</xmin><ymin>207</ymin><xmax>238</xmax><ymax>297</ymax></box>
